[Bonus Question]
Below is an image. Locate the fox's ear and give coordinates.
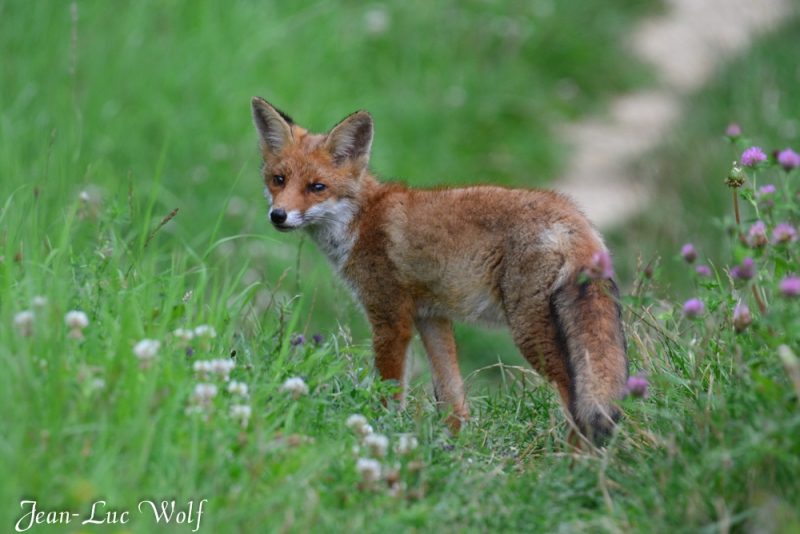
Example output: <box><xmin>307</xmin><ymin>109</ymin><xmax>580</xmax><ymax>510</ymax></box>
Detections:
<box><xmin>251</xmin><ymin>97</ymin><xmax>293</xmax><ymax>160</ymax></box>
<box><xmin>324</xmin><ymin>111</ymin><xmax>373</xmax><ymax>172</ymax></box>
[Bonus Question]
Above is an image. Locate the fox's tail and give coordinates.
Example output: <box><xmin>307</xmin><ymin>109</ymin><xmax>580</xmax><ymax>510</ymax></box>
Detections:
<box><xmin>550</xmin><ymin>275</ymin><xmax>629</xmax><ymax>442</ymax></box>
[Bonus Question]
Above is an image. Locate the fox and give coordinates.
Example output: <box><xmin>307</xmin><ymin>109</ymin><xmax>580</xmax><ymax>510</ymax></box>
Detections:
<box><xmin>250</xmin><ymin>97</ymin><xmax>629</xmax><ymax>442</ymax></box>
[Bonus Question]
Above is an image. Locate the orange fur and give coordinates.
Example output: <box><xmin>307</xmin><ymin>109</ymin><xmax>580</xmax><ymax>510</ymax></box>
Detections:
<box><xmin>251</xmin><ymin>98</ymin><xmax>629</xmax><ymax>441</ymax></box>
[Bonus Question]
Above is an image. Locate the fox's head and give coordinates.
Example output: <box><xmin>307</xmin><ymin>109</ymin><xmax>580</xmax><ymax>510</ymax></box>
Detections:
<box><xmin>251</xmin><ymin>97</ymin><xmax>373</xmax><ymax>232</ymax></box>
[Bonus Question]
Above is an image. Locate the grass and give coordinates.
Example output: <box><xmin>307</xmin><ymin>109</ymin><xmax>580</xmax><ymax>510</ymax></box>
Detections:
<box><xmin>4</xmin><ymin>1</ymin><xmax>800</xmax><ymax>532</ymax></box>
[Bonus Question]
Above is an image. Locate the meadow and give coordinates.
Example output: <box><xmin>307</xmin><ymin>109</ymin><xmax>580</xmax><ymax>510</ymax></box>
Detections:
<box><xmin>2</xmin><ymin>1</ymin><xmax>800</xmax><ymax>532</ymax></box>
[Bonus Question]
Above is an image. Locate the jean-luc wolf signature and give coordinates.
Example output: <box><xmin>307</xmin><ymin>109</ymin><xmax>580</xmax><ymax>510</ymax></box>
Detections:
<box><xmin>15</xmin><ymin>499</ymin><xmax>207</xmax><ymax>532</ymax></box>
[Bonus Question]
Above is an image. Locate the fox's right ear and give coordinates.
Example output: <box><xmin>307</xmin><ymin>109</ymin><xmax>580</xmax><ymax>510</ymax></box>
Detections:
<box><xmin>251</xmin><ymin>97</ymin><xmax>293</xmax><ymax>160</ymax></box>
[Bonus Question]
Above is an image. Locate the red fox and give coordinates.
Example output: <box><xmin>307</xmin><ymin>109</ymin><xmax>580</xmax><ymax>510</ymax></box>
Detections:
<box><xmin>251</xmin><ymin>98</ymin><xmax>629</xmax><ymax>442</ymax></box>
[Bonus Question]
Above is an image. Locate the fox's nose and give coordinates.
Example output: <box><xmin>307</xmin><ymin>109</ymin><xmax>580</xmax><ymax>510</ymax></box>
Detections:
<box><xmin>270</xmin><ymin>209</ymin><xmax>287</xmax><ymax>224</ymax></box>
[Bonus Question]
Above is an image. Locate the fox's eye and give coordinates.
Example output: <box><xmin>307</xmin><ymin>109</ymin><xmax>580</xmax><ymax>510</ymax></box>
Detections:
<box><xmin>272</xmin><ymin>175</ymin><xmax>285</xmax><ymax>187</ymax></box>
<box><xmin>309</xmin><ymin>183</ymin><xmax>327</xmax><ymax>193</ymax></box>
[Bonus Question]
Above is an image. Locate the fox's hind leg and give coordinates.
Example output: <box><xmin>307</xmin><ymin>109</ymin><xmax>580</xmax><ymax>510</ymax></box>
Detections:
<box><xmin>415</xmin><ymin>316</ymin><xmax>469</xmax><ymax>431</ymax></box>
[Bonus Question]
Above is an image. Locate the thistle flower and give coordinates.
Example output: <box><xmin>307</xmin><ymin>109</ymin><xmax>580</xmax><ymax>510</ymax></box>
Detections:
<box><xmin>748</xmin><ymin>221</ymin><xmax>768</xmax><ymax>248</ymax></box>
<box><xmin>14</xmin><ymin>310</ymin><xmax>35</xmax><ymax>336</ymax></box>
<box><xmin>695</xmin><ymin>265</ymin><xmax>712</xmax><ymax>277</ymax></box>
<box><xmin>778</xmin><ymin>148</ymin><xmax>800</xmax><ymax>171</ymax></box>
<box><xmin>394</xmin><ymin>435</ymin><xmax>419</xmax><ymax>455</ymax></box>
<box><xmin>681</xmin><ymin>244</ymin><xmax>698</xmax><ymax>263</ymax></box>
<box><xmin>230</xmin><ymin>404</ymin><xmax>252</xmax><ymax>428</ymax></box>
<box><xmin>779</xmin><ymin>276</ymin><xmax>800</xmax><ymax>298</ymax></box>
<box><xmin>194</xmin><ymin>325</ymin><xmax>217</xmax><ymax>338</ymax></box>
<box><xmin>290</xmin><ymin>333</ymin><xmax>305</xmax><ymax>346</ymax></box>
<box><xmin>133</xmin><ymin>339</ymin><xmax>161</xmax><ymax>362</ymax></box>
<box><xmin>772</xmin><ymin>222</ymin><xmax>797</xmax><ymax>245</ymax></box>
<box><xmin>227</xmin><ymin>380</ymin><xmax>249</xmax><ymax>397</ymax></box>
<box><xmin>280</xmin><ymin>377</ymin><xmax>309</xmax><ymax>399</ymax></box>
<box><xmin>741</xmin><ymin>146</ymin><xmax>767</xmax><ymax>167</ymax></box>
<box><xmin>356</xmin><ymin>458</ymin><xmax>382</xmax><ymax>482</ymax></box>
<box><xmin>586</xmin><ymin>251</ymin><xmax>614</xmax><ymax>279</ymax></box>
<box><xmin>173</xmin><ymin>328</ymin><xmax>195</xmax><ymax>344</ymax></box>
<box><xmin>626</xmin><ymin>372</ymin><xmax>650</xmax><ymax>398</ymax></box>
<box><xmin>683</xmin><ymin>298</ymin><xmax>705</xmax><ymax>318</ymax></box>
<box><xmin>725</xmin><ymin>123</ymin><xmax>741</xmax><ymax>138</ymax></box>
<box><xmin>65</xmin><ymin>310</ymin><xmax>89</xmax><ymax>339</ymax></box>
<box><xmin>363</xmin><ymin>433</ymin><xmax>389</xmax><ymax>458</ymax></box>
<box><xmin>731</xmin><ymin>257</ymin><xmax>755</xmax><ymax>280</ymax></box>
<box><xmin>733</xmin><ymin>303</ymin><xmax>752</xmax><ymax>333</ymax></box>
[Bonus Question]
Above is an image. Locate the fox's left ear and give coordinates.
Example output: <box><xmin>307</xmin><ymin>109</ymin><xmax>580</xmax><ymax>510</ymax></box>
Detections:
<box><xmin>324</xmin><ymin>111</ymin><xmax>374</xmax><ymax>173</ymax></box>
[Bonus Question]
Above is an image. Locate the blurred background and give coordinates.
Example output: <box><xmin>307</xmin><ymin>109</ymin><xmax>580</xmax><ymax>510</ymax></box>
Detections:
<box><xmin>2</xmin><ymin>0</ymin><xmax>799</xmax><ymax>383</ymax></box>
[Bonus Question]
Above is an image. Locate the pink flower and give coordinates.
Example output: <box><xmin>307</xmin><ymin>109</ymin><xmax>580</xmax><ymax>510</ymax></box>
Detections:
<box><xmin>778</xmin><ymin>148</ymin><xmax>800</xmax><ymax>171</ymax></box>
<box><xmin>741</xmin><ymin>146</ymin><xmax>767</xmax><ymax>167</ymax></box>
<box><xmin>726</xmin><ymin>123</ymin><xmax>741</xmax><ymax>137</ymax></box>
<box><xmin>681</xmin><ymin>244</ymin><xmax>698</xmax><ymax>263</ymax></box>
<box><xmin>748</xmin><ymin>221</ymin><xmax>768</xmax><ymax>248</ymax></box>
<box><xmin>587</xmin><ymin>251</ymin><xmax>614</xmax><ymax>280</ymax></box>
<box><xmin>756</xmin><ymin>185</ymin><xmax>776</xmax><ymax>208</ymax></box>
<box><xmin>772</xmin><ymin>222</ymin><xmax>797</xmax><ymax>245</ymax></box>
<box><xmin>626</xmin><ymin>372</ymin><xmax>650</xmax><ymax>398</ymax></box>
<box><xmin>733</xmin><ymin>303</ymin><xmax>752</xmax><ymax>333</ymax></box>
<box><xmin>779</xmin><ymin>276</ymin><xmax>800</xmax><ymax>298</ymax></box>
<box><xmin>683</xmin><ymin>298</ymin><xmax>705</xmax><ymax>318</ymax></box>
<box><xmin>695</xmin><ymin>265</ymin><xmax>712</xmax><ymax>277</ymax></box>
<box><xmin>731</xmin><ymin>257</ymin><xmax>755</xmax><ymax>280</ymax></box>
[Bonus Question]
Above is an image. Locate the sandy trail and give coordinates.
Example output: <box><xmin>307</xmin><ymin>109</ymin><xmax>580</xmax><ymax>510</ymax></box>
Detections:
<box><xmin>554</xmin><ymin>0</ymin><xmax>791</xmax><ymax>229</ymax></box>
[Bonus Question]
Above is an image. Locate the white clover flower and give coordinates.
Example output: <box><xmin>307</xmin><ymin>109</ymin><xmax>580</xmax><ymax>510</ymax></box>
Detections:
<box><xmin>280</xmin><ymin>376</ymin><xmax>309</xmax><ymax>399</ymax></box>
<box><xmin>32</xmin><ymin>296</ymin><xmax>47</xmax><ymax>308</ymax></box>
<box><xmin>79</xmin><ymin>190</ymin><xmax>90</xmax><ymax>203</ymax></box>
<box><xmin>227</xmin><ymin>380</ymin><xmax>248</xmax><ymax>397</ymax></box>
<box><xmin>230</xmin><ymin>404</ymin><xmax>252</xmax><ymax>428</ymax></box>
<box><xmin>356</xmin><ymin>457</ymin><xmax>382</xmax><ymax>482</ymax></box>
<box><xmin>363</xmin><ymin>433</ymin><xmax>389</xmax><ymax>458</ymax></box>
<box><xmin>192</xmin><ymin>383</ymin><xmax>218</xmax><ymax>403</ymax></box>
<box><xmin>173</xmin><ymin>327</ymin><xmax>194</xmax><ymax>344</ymax></box>
<box><xmin>14</xmin><ymin>310</ymin><xmax>35</xmax><ymax>336</ymax></box>
<box><xmin>194</xmin><ymin>324</ymin><xmax>217</xmax><ymax>338</ymax></box>
<box><xmin>193</xmin><ymin>360</ymin><xmax>213</xmax><ymax>379</ymax></box>
<box><xmin>133</xmin><ymin>339</ymin><xmax>161</xmax><ymax>361</ymax></box>
<box><xmin>65</xmin><ymin>310</ymin><xmax>89</xmax><ymax>339</ymax></box>
<box><xmin>394</xmin><ymin>435</ymin><xmax>419</xmax><ymax>455</ymax></box>
<box><xmin>346</xmin><ymin>414</ymin><xmax>368</xmax><ymax>432</ymax></box>
<box><xmin>210</xmin><ymin>358</ymin><xmax>235</xmax><ymax>381</ymax></box>
<box><xmin>90</xmin><ymin>378</ymin><xmax>106</xmax><ymax>391</ymax></box>
<box><xmin>359</xmin><ymin>423</ymin><xmax>374</xmax><ymax>437</ymax></box>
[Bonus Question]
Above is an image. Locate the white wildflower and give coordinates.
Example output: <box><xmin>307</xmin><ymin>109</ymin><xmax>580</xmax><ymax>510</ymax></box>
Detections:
<box><xmin>65</xmin><ymin>310</ymin><xmax>89</xmax><ymax>339</ymax></box>
<box><xmin>90</xmin><ymin>378</ymin><xmax>106</xmax><ymax>391</ymax></box>
<box><xmin>394</xmin><ymin>435</ymin><xmax>419</xmax><ymax>455</ymax></box>
<box><xmin>346</xmin><ymin>414</ymin><xmax>368</xmax><ymax>432</ymax></box>
<box><xmin>14</xmin><ymin>310</ymin><xmax>35</xmax><ymax>336</ymax></box>
<box><xmin>210</xmin><ymin>358</ymin><xmax>235</xmax><ymax>381</ymax></box>
<box><xmin>79</xmin><ymin>190</ymin><xmax>90</xmax><ymax>203</ymax></box>
<box><xmin>173</xmin><ymin>327</ymin><xmax>194</xmax><ymax>344</ymax></box>
<box><xmin>133</xmin><ymin>339</ymin><xmax>161</xmax><ymax>361</ymax></box>
<box><xmin>193</xmin><ymin>360</ymin><xmax>213</xmax><ymax>379</ymax></box>
<box><xmin>360</xmin><ymin>423</ymin><xmax>374</xmax><ymax>437</ymax></box>
<box><xmin>230</xmin><ymin>404</ymin><xmax>252</xmax><ymax>428</ymax></box>
<box><xmin>194</xmin><ymin>324</ymin><xmax>217</xmax><ymax>338</ymax></box>
<box><xmin>227</xmin><ymin>380</ymin><xmax>249</xmax><ymax>397</ymax></box>
<box><xmin>364</xmin><ymin>433</ymin><xmax>389</xmax><ymax>458</ymax></box>
<box><xmin>364</xmin><ymin>7</ymin><xmax>390</xmax><ymax>34</ymax></box>
<box><xmin>190</xmin><ymin>383</ymin><xmax>218</xmax><ymax>410</ymax></box>
<box><xmin>280</xmin><ymin>376</ymin><xmax>309</xmax><ymax>399</ymax></box>
<box><xmin>356</xmin><ymin>457</ymin><xmax>381</xmax><ymax>482</ymax></box>
<box><xmin>32</xmin><ymin>296</ymin><xmax>48</xmax><ymax>308</ymax></box>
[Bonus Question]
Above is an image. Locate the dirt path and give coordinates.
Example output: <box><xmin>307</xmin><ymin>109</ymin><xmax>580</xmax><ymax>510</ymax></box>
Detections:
<box><xmin>554</xmin><ymin>0</ymin><xmax>791</xmax><ymax>229</ymax></box>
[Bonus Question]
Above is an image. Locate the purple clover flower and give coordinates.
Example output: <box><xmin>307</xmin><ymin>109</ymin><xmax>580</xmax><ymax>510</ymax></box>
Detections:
<box><xmin>290</xmin><ymin>333</ymin><xmax>305</xmax><ymax>346</ymax></box>
<box><xmin>779</xmin><ymin>276</ymin><xmax>800</xmax><ymax>298</ymax></box>
<box><xmin>778</xmin><ymin>148</ymin><xmax>800</xmax><ymax>171</ymax></box>
<box><xmin>756</xmin><ymin>184</ymin><xmax>776</xmax><ymax>208</ymax></box>
<box><xmin>731</xmin><ymin>257</ymin><xmax>755</xmax><ymax>280</ymax></box>
<box><xmin>683</xmin><ymin>298</ymin><xmax>705</xmax><ymax>318</ymax></box>
<box><xmin>312</xmin><ymin>333</ymin><xmax>324</xmax><ymax>344</ymax></box>
<box><xmin>626</xmin><ymin>372</ymin><xmax>650</xmax><ymax>398</ymax></box>
<box><xmin>587</xmin><ymin>251</ymin><xmax>614</xmax><ymax>280</ymax></box>
<box><xmin>733</xmin><ymin>303</ymin><xmax>752</xmax><ymax>333</ymax></box>
<box><xmin>681</xmin><ymin>243</ymin><xmax>698</xmax><ymax>263</ymax></box>
<box><xmin>758</xmin><ymin>184</ymin><xmax>776</xmax><ymax>195</ymax></box>
<box><xmin>726</xmin><ymin>123</ymin><xmax>741</xmax><ymax>137</ymax></box>
<box><xmin>741</xmin><ymin>146</ymin><xmax>767</xmax><ymax>167</ymax></box>
<box><xmin>748</xmin><ymin>221</ymin><xmax>768</xmax><ymax>248</ymax></box>
<box><xmin>772</xmin><ymin>222</ymin><xmax>797</xmax><ymax>245</ymax></box>
<box><xmin>695</xmin><ymin>265</ymin><xmax>712</xmax><ymax>277</ymax></box>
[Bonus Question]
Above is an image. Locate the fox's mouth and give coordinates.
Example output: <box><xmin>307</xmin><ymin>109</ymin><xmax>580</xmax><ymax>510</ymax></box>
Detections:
<box><xmin>272</xmin><ymin>222</ymin><xmax>300</xmax><ymax>233</ymax></box>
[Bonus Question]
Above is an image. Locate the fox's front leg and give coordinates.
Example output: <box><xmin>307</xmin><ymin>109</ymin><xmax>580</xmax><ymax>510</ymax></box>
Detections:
<box><xmin>368</xmin><ymin>309</ymin><xmax>414</xmax><ymax>408</ymax></box>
